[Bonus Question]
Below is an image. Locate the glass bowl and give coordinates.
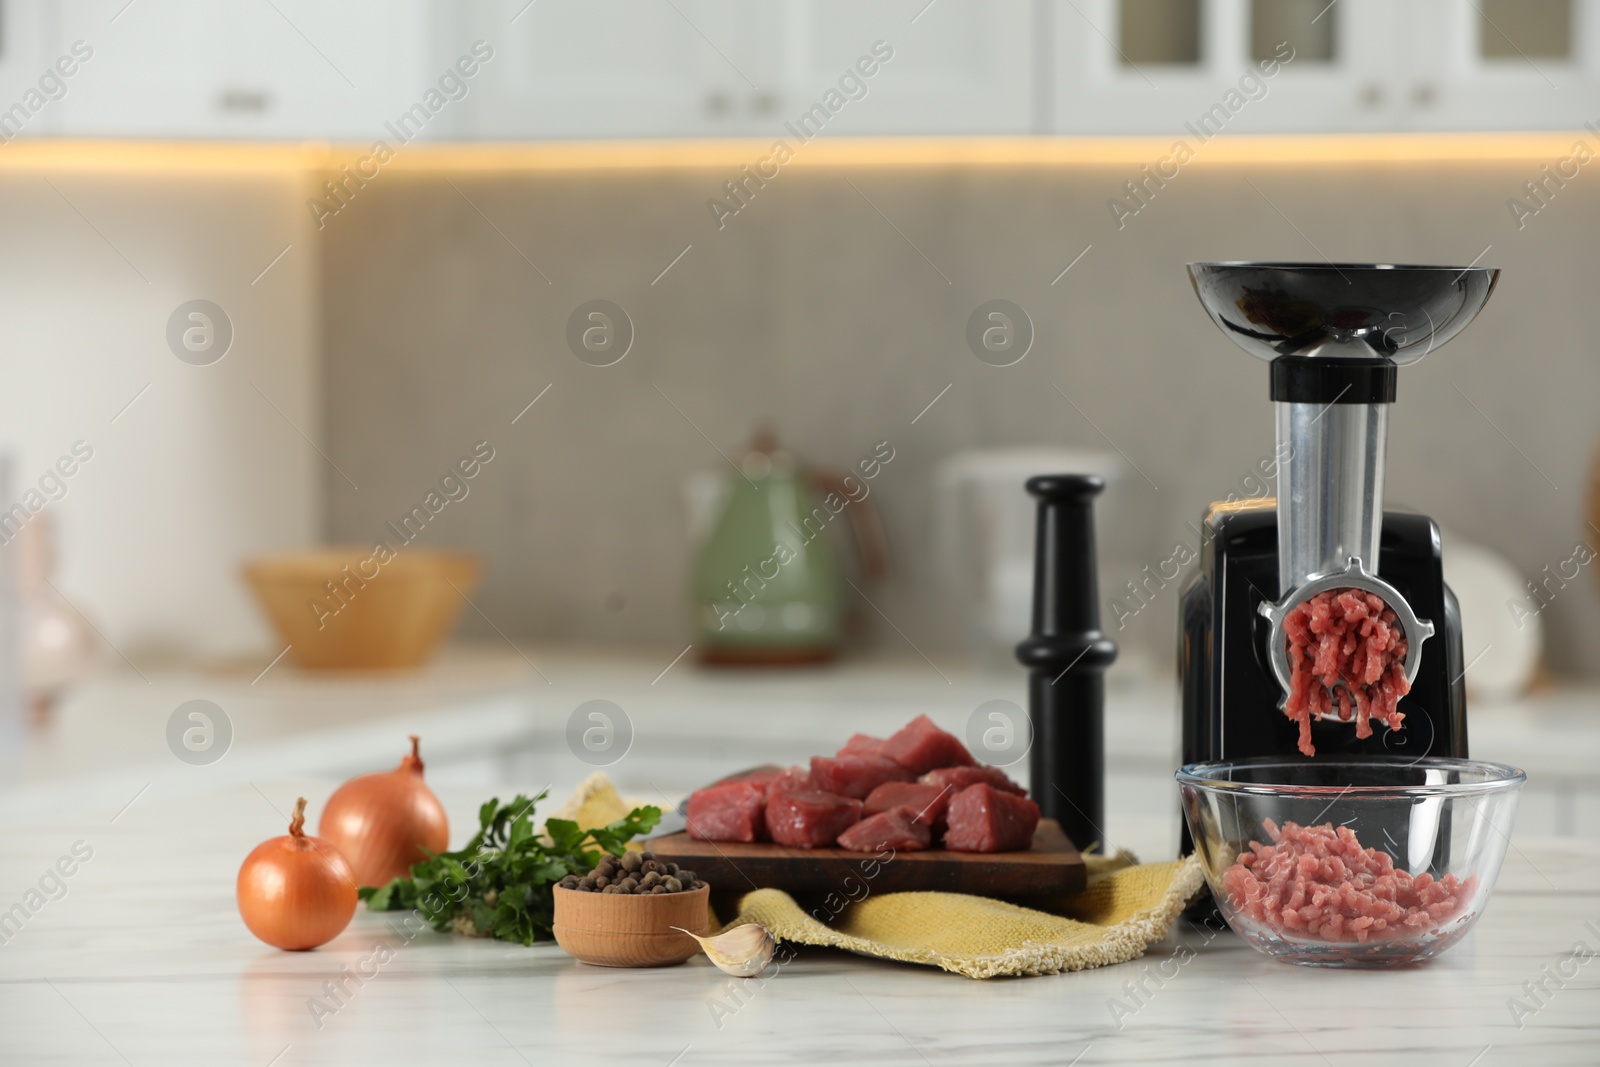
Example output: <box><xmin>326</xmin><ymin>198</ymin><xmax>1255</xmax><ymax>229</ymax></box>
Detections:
<box><xmin>1178</xmin><ymin>756</ymin><xmax>1525</xmax><ymax>967</ymax></box>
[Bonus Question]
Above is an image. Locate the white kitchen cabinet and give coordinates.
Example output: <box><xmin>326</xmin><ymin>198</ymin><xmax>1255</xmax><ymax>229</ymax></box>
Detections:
<box><xmin>1048</xmin><ymin>0</ymin><xmax>1600</xmax><ymax>134</ymax></box>
<box><xmin>453</xmin><ymin>0</ymin><xmax>1034</xmax><ymax>139</ymax></box>
<box><xmin>451</xmin><ymin>0</ymin><xmax>785</xmax><ymax>139</ymax></box>
<box><xmin>1049</xmin><ymin>0</ymin><xmax>1404</xmax><ymax>135</ymax></box>
<box><xmin>1399</xmin><ymin>0</ymin><xmax>1600</xmax><ymax>131</ymax></box>
<box><xmin>0</xmin><ymin>3</ymin><xmax>59</xmax><ymax>142</ymax></box>
<box><xmin>771</xmin><ymin>0</ymin><xmax>1036</xmax><ymax>136</ymax></box>
<box><xmin>3</xmin><ymin>0</ymin><xmax>1596</xmax><ymax>140</ymax></box>
<box><xmin>44</xmin><ymin>0</ymin><xmax>441</xmax><ymax>140</ymax></box>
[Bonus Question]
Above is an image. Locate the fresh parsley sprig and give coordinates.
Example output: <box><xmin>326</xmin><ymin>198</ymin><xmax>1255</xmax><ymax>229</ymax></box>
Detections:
<box><xmin>358</xmin><ymin>792</ymin><xmax>662</xmax><ymax>945</ymax></box>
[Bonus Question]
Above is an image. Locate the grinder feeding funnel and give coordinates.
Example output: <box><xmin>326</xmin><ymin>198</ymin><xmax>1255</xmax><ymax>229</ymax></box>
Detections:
<box><xmin>1180</xmin><ymin>263</ymin><xmax>1497</xmax><ymax>765</ymax></box>
<box><xmin>1189</xmin><ymin>262</ymin><xmax>1497</xmax><ymax>588</ymax></box>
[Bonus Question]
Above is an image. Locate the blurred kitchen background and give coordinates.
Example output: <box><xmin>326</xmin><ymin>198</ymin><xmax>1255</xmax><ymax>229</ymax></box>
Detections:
<box><xmin>3</xmin><ymin>1</ymin><xmax>1599</xmax><ymax>843</ymax></box>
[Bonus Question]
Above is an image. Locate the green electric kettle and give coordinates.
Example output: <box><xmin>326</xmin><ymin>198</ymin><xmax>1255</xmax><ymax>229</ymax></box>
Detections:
<box><xmin>691</xmin><ymin>431</ymin><xmax>889</xmax><ymax>665</ymax></box>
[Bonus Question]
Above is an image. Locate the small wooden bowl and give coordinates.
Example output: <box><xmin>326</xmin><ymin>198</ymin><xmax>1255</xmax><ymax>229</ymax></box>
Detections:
<box><xmin>551</xmin><ymin>885</ymin><xmax>710</xmax><ymax>967</ymax></box>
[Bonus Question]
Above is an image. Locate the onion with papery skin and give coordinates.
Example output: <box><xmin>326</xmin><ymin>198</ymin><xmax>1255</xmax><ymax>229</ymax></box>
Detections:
<box><xmin>237</xmin><ymin>797</ymin><xmax>357</xmax><ymax>950</ymax></box>
<box><xmin>319</xmin><ymin>734</ymin><xmax>450</xmax><ymax>887</ymax></box>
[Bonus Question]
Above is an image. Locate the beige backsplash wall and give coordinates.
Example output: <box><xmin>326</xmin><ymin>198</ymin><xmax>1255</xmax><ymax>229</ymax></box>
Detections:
<box><xmin>320</xmin><ymin>150</ymin><xmax>1600</xmax><ymax>678</ymax></box>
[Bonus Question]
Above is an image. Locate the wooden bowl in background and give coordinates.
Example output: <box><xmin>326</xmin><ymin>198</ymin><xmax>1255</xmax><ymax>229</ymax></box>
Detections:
<box><xmin>243</xmin><ymin>548</ymin><xmax>482</xmax><ymax>671</ymax></box>
<box><xmin>552</xmin><ymin>885</ymin><xmax>710</xmax><ymax>967</ymax></box>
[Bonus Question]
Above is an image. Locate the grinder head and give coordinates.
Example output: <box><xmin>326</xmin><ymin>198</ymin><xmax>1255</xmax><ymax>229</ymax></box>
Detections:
<box><xmin>1257</xmin><ymin>555</ymin><xmax>1435</xmax><ymax>699</ymax></box>
<box><xmin>1187</xmin><ymin>262</ymin><xmax>1499</xmax><ymax>364</ymax></box>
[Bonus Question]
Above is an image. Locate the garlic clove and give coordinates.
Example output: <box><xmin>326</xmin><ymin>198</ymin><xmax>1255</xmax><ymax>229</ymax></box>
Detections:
<box><xmin>673</xmin><ymin>922</ymin><xmax>777</xmax><ymax>977</ymax></box>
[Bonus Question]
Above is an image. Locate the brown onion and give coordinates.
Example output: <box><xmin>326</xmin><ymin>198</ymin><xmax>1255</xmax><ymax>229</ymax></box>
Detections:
<box><xmin>238</xmin><ymin>797</ymin><xmax>357</xmax><ymax>950</ymax></box>
<box><xmin>318</xmin><ymin>734</ymin><xmax>450</xmax><ymax>887</ymax></box>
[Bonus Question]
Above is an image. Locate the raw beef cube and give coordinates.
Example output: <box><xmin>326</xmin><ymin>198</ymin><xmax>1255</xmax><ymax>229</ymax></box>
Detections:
<box><xmin>837</xmin><ymin>809</ymin><xmax>931</xmax><ymax>852</ymax></box>
<box><xmin>766</xmin><ymin>765</ymin><xmax>814</xmax><ymax>797</ymax></box>
<box><xmin>943</xmin><ymin>784</ymin><xmax>1040</xmax><ymax>853</ymax></box>
<box><xmin>686</xmin><ymin>780</ymin><xmax>767</xmax><ymax>843</ymax></box>
<box><xmin>837</xmin><ymin>733</ymin><xmax>886</xmax><ymax>757</ymax></box>
<box><xmin>880</xmin><ymin>714</ymin><xmax>976</xmax><ymax>775</ymax></box>
<box><xmin>765</xmin><ymin>790</ymin><xmax>862</xmax><ymax>848</ymax></box>
<box><xmin>920</xmin><ymin>764</ymin><xmax>1027</xmax><ymax>797</ymax></box>
<box><xmin>863</xmin><ymin>781</ymin><xmax>951</xmax><ymax>833</ymax></box>
<box><xmin>719</xmin><ymin>765</ymin><xmax>786</xmax><ymax>794</ymax></box>
<box><xmin>809</xmin><ymin>755</ymin><xmax>915</xmax><ymax>800</ymax></box>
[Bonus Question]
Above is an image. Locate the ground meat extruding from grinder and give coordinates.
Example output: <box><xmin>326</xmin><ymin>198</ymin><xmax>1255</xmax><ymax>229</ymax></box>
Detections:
<box><xmin>1222</xmin><ymin>819</ymin><xmax>1476</xmax><ymax>944</ymax></box>
<box><xmin>1283</xmin><ymin>588</ymin><xmax>1409</xmax><ymax>757</ymax></box>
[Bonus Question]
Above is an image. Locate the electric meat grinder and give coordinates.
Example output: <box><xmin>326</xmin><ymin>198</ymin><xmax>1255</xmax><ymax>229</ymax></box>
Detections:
<box><xmin>1178</xmin><ymin>263</ymin><xmax>1499</xmax><ymax>812</ymax></box>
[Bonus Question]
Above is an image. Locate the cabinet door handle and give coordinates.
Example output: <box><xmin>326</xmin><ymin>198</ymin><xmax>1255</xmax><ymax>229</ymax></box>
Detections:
<box><xmin>219</xmin><ymin>89</ymin><xmax>272</xmax><ymax>114</ymax></box>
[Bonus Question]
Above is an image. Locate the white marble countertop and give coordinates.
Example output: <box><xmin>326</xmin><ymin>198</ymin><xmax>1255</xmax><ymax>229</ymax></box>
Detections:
<box><xmin>2</xmin><ymin>646</ymin><xmax>1598</xmax><ymax>1065</ymax></box>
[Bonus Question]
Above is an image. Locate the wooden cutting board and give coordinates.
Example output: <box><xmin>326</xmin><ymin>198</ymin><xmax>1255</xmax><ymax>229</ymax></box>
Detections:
<box><xmin>647</xmin><ymin>819</ymin><xmax>1084</xmax><ymax>898</ymax></box>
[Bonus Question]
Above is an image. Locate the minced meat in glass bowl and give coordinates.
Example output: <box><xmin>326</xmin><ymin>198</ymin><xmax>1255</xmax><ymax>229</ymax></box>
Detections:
<box><xmin>1177</xmin><ymin>756</ymin><xmax>1525</xmax><ymax>967</ymax></box>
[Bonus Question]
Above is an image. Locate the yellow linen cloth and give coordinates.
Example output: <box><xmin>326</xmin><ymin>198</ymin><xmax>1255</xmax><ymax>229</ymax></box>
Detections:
<box><xmin>724</xmin><ymin>851</ymin><xmax>1204</xmax><ymax>979</ymax></box>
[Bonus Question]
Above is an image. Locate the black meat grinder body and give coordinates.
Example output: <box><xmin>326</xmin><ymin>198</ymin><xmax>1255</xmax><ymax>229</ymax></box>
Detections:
<box><xmin>1178</xmin><ymin>503</ymin><xmax>1468</xmax><ymax>792</ymax></box>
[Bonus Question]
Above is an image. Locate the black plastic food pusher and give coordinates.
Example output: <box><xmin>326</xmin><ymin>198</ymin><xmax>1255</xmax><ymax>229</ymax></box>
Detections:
<box><xmin>1015</xmin><ymin>474</ymin><xmax>1118</xmax><ymax>854</ymax></box>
